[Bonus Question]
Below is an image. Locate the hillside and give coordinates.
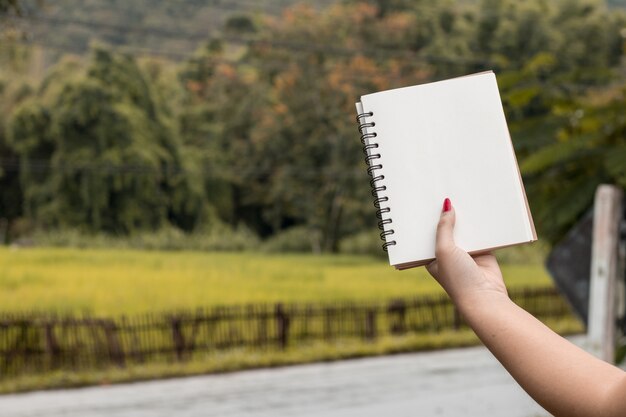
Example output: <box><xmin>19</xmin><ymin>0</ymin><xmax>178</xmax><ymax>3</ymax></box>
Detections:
<box><xmin>14</xmin><ymin>0</ymin><xmax>338</xmax><ymax>60</ymax></box>
<box><xmin>11</xmin><ymin>0</ymin><xmax>624</xmax><ymax>62</ymax></box>
<box><xmin>607</xmin><ymin>0</ymin><xmax>626</xmax><ymax>7</ymax></box>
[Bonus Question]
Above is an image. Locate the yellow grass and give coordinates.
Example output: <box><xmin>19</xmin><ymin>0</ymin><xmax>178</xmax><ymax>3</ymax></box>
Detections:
<box><xmin>0</xmin><ymin>247</ymin><xmax>579</xmax><ymax>394</ymax></box>
<box><xmin>0</xmin><ymin>247</ymin><xmax>553</xmax><ymax>316</ymax></box>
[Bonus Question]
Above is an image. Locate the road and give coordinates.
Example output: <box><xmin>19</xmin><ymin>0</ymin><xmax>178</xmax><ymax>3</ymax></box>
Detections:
<box><xmin>0</xmin><ymin>341</ymin><xmax>559</xmax><ymax>417</ymax></box>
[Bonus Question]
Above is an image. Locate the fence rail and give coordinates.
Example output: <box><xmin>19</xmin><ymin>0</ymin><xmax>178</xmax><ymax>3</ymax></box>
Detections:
<box><xmin>0</xmin><ymin>287</ymin><xmax>574</xmax><ymax>377</ymax></box>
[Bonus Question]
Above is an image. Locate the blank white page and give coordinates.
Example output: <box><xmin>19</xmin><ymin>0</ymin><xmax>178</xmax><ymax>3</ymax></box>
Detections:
<box><xmin>358</xmin><ymin>72</ymin><xmax>536</xmax><ymax>268</ymax></box>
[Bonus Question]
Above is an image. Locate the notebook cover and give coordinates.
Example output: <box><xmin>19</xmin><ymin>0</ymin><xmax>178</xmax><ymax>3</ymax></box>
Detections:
<box><xmin>356</xmin><ymin>71</ymin><xmax>536</xmax><ymax>269</ymax></box>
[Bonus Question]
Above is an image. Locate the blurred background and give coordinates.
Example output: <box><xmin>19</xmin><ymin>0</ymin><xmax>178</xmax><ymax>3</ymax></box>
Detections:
<box><xmin>0</xmin><ymin>0</ymin><xmax>624</xmax><ymax>396</ymax></box>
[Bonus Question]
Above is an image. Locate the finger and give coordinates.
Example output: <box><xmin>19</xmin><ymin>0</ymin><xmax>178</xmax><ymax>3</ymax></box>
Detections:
<box><xmin>473</xmin><ymin>253</ymin><xmax>497</xmax><ymax>266</ymax></box>
<box><xmin>426</xmin><ymin>260</ymin><xmax>439</xmax><ymax>277</ymax></box>
<box><xmin>473</xmin><ymin>253</ymin><xmax>499</xmax><ymax>271</ymax></box>
<box><xmin>435</xmin><ymin>198</ymin><xmax>456</xmax><ymax>257</ymax></box>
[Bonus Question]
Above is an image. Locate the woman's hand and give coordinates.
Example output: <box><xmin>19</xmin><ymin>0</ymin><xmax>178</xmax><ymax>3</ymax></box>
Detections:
<box><xmin>425</xmin><ymin>198</ymin><xmax>508</xmax><ymax>312</ymax></box>
<box><xmin>425</xmin><ymin>198</ymin><xmax>626</xmax><ymax>417</ymax></box>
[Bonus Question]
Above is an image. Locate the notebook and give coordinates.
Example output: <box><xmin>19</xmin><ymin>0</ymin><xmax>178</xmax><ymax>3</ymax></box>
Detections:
<box><xmin>355</xmin><ymin>71</ymin><xmax>537</xmax><ymax>270</ymax></box>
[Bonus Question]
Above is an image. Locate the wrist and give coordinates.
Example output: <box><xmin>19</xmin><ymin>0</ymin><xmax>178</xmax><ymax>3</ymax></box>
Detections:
<box><xmin>454</xmin><ymin>289</ymin><xmax>511</xmax><ymax>321</ymax></box>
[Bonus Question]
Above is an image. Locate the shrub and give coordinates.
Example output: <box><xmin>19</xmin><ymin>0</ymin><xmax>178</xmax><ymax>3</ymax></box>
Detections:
<box><xmin>338</xmin><ymin>230</ymin><xmax>387</xmax><ymax>259</ymax></box>
<box><xmin>25</xmin><ymin>223</ymin><xmax>260</xmax><ymax>252</ymax></box>
<box><xmin>495</xmin><ymin>240</ymin><xmax>550</xmax><ymax>264</ymax></box>
<box><xmin>260</xmin><ymin>226</ymin><xmax>322</xmax><ymax>253</ymax></box>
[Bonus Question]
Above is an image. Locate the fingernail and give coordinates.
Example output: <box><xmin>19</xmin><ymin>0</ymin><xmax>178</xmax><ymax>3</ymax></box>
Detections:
<box><xmin>443</xmin><ymin>198</ymin><xmax>452</xmax><ymax>212</ymax></box>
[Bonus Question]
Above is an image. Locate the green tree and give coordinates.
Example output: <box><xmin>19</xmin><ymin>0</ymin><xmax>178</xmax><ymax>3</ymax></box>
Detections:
<box><xmin>178</xmin><ymin>39</ymin><xmax>269</xmax><ymax>229</ymax></box>
<box><xmin>0</xmin><ymin>77</ymin><xmax>30</xmax><ymax>241</ymax></box>
<box><xmin>184</xmin><ymin>3</ymin><xmax>432</xmax><ymax>250</ymax></box>
<box><xmin>0</xmin><ymin>0</ymin><xmax>19</xmax><ymax>14</ymax></box>
<box><xmin>3</xmin><ymin>0</ymin><xmax>625</xmax><ymax>249</ymax></box>
<box><xmin>8</xmin><ymin>46</ymin><xmax>205</xmax><ymax>233</ymax></box>
<box><xmin>521</xmin><ymin>85</ymin><xmax>626</xmax><ymax>242</ymax></box>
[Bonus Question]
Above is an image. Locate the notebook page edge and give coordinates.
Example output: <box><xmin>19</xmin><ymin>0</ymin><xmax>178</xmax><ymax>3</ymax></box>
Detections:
<box><xmin>361</xmin><ymin>70</ymin><xmax>494</xmax><ymax>102</ymax></box>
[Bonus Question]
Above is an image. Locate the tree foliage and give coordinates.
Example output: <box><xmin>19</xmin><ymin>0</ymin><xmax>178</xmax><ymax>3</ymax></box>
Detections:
<box><xmin>1</xmin><ymin>0</ymin><xmax>625</xmax><ymax>248</ymax></box>
<box><xmin>8</xmin><ymin>47</ymin><xmax>204</xmax><ymax>233</ymax></box>
<box><xmin>0</xmin><ymin>0</ymin><xmax>20</xmax><ymax>14</ymax></box>
<box><xmin>521</xmin><ymin>85</ymin><xmax>626</xmax><ymax>241</ymax></box>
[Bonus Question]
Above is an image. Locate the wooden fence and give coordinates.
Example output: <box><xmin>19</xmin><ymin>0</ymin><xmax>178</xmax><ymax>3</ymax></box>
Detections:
<box><xmin>0</xmin><ymin>287</ymin><xmax>573</xmax><ymax>377</ymax></box>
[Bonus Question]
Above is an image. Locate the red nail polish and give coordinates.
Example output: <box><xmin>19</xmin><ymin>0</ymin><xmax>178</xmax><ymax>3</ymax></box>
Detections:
<box><xmin>443</xmin><ymin>198</ymin><xmax>452</xmax><ymax>212</ymax></box>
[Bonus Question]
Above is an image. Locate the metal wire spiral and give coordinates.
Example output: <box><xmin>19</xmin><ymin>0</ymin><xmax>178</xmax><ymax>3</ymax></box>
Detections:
<box><xmin>356</xmin><ymin>111</ymin><xmax>396</xmax><ymax>251</ymax></box>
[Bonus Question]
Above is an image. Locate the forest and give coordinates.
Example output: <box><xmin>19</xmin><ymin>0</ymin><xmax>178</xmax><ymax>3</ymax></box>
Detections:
<box><xmin>1</xmin><ymin>0</ymin><xmax>626</xmax><ymax>254</ymax></box>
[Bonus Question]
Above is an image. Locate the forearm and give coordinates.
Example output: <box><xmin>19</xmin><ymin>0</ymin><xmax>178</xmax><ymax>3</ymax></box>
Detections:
<box><xmin>458</xmin><ymin>292</ymin><xmax>626</xmax><ymax>417</ymax></box>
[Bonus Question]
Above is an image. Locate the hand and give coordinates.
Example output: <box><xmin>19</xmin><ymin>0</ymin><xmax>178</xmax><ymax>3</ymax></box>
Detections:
<box><xmin>425</xmin><ymin>199</ymin><xmax>508</xmax><ymax>311</ymax></box>
<box><xmin>427</xmin><ymin>199</ymin><xmax>626</xmax><ymax>417</ymax></box>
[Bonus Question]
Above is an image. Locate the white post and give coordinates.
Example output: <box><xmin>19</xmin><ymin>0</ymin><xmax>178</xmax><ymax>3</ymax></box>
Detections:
<box><xmin>586</xmin><ymin>185</ymin><xmax>623</xmax><ymax>363</ymax></box>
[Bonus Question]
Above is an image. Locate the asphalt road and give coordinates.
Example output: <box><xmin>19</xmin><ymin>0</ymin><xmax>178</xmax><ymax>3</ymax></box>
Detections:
<box><xmin>0</xmin><ymin>341</ymin><xmax>558</xmax><ymax>417</ymax></box>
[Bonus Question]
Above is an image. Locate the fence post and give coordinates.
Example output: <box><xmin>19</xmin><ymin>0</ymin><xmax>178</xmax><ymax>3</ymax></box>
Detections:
<box><xmin>171</xmin><ymin>316</ymin><xmax>186</xmax><ymax>361</ymax></box>
<box><xmin>44</xmin><ymin>321</ymin><xmax>61</xmax><ymax>370</ymax></box>
<box><xmin>324</xmin><ymin>307</ymin><xmax>333</xmax><ymax>341</ymax></box>
<box><xmin>103</xmin><ymin>320</ymin><xmax>125</xmax><ymax>368</ymax></box>
<box><xmin>302</xmin><ymin>305</ymin><xmax>312</xmax><ymax>340</ymax></box>
<box><xmin>364</xmin><ymin>309</ymin><xmax>377</xmax><ymax>341</ymax></box>
<box><xmin>257</xmin><ymin>306</ymin><xmax>268</xmax><ymax>347</ymax></box>
<box><xmin>275</xmin><ymin>304</ymin><xmax>289</xmax><ymax>349</ymax></box>
<box><xmin>586</xmin><ymin>185</ymin><xmax>623</xmax><ymax>363</ymax></box>
<box><xmin>387</xmin><ymin>299</ymin><xmax>406</xmax><ymax>334</ymax></box>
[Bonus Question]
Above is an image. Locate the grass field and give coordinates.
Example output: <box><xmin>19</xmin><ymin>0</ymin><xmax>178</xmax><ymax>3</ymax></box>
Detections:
<box><xmin>0</xmin><ymin>247</ymin><xmax>554</xmax><ymax>316</ymax></box>
<box><xmin>0</xmin><ymin>247</ymin><xmax>582</xmax><ymax>394</ymax></box>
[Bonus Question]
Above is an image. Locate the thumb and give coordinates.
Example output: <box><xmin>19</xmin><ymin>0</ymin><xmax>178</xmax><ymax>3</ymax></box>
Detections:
<box><xmin>435</xmin><ymin>198</ymin><xmax>456</xmax><ymax>257</ymax></box>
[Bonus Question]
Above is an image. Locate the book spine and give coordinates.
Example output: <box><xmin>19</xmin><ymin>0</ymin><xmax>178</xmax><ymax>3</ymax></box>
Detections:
<box><xmin>356</xmin><ymin>111</ymin><xmax>396</xmax><ymax>252</ymax></box>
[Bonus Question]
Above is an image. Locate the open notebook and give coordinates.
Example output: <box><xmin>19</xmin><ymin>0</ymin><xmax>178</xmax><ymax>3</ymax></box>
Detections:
<box><xmin>355</xmin><ymin>71</ymin><xmax>537</xmax><ymax>270</ymax></box>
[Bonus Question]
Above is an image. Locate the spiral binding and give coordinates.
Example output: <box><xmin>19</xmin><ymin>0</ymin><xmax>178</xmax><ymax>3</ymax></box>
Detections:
<box><xmin>356</xmin><ymin>111</ymin><xmax>396</xmax><ymax>251</ymax></box>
